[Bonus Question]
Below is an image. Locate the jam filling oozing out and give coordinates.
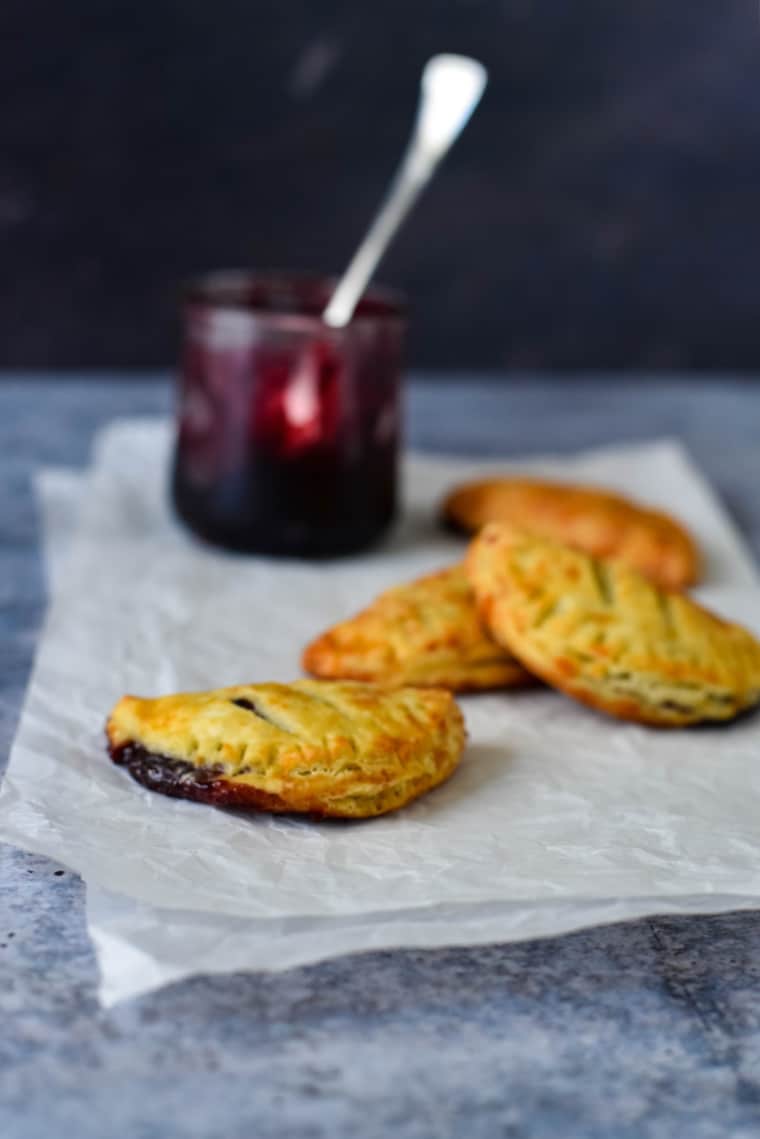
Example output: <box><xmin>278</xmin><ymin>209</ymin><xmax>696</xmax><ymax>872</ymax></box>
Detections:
<box><xmin>108</xmin><ymin>740</ymin><xmax>316</xmax><ymax>815</ymax></box>
<box><xmin>109</xmin><ymin>742</ymin><xmax>230</xmax><ymax>804</ymax></box>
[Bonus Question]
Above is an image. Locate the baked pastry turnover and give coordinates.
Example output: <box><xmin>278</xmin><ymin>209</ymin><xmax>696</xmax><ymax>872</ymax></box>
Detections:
<box><xmin>443</xmin><ymin>477</ymin><xmax>699</xmax><ymax>589</ymax></box>
<box><xmin>467</xmin><ymin>524</ymin><xmax>760</xmax><ymax>727</ymax></box>
<box><xmin>107</xmin><ymin>680</ymin><xmax>465</xmax><ymax>818</ymax></box>
<box><xmin>302</xmin><ymin>565</ymin><xmax>529</xmax><ymax>692</ymax></box>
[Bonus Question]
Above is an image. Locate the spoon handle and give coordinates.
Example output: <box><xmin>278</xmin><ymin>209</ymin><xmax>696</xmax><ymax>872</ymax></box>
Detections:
<box><xmin>323</xmin><ymin>54</ymin><xmax>487</xmax><ymax>329</ymax></box>
<box><xmin>322</xmin><ymin>147</ymin><xmax>436</xmax><ymax>329</ymax></box>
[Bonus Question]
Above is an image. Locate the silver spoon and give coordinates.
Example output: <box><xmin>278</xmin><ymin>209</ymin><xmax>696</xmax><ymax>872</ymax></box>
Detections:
<box><xmin>322</xmin><ymin>54</ymin><xmax>488</xmax><ymax>329</ymax></box>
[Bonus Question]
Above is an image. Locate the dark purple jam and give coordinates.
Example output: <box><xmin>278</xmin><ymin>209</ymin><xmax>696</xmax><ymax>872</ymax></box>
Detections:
<box><xmin>109</xmin><ymin>742</ymin><xmax>230</xmax><ymax>804</ymax></box>
<box><xmin>172</xmin><ymin>274</ymin><xmax>405</xmax><ymax>558</ymax></box>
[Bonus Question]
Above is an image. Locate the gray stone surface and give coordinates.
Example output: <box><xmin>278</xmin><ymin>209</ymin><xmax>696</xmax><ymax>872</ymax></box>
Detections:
<box><xmin>2</xmin><ymin>374</ymin><xmax>760</xmax><ymax>1138</ymax></box>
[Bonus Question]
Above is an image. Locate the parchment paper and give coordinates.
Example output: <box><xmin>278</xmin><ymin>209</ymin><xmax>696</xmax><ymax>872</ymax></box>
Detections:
<box><xmin>4</xmin><ymin>422</ymin><xmax>760</xmax><ymax>1005</ymax></box>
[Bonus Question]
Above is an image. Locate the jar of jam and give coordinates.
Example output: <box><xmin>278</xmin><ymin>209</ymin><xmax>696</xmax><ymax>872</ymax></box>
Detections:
<box><xmin>172</xmin><ymin>272</ymin><xmax>406</xmax><ymax>557</ymax></box>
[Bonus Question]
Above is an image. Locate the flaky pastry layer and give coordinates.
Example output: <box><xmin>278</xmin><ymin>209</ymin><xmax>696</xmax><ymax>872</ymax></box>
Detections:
<box><xmin>467</xmin><ymin>525</ymin><xmax>760</xmax><ymax>727</ymax></box>
<box><xmin>303</xmin><ymin>565</ymin><xmax>529</xmax><ymax>691</ymax></box>
<box><xmin>444</xmin><ymin>477</ymin><xmax>699</xmax><ymax>590</ymax></box>
<box><xmin>107</xmin><ymin>679</ymin><xmax>465</xmax><ymax>817</ymax></box>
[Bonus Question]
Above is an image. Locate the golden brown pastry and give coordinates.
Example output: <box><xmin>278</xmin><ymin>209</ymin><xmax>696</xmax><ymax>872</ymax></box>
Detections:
<box><xmin>302</xmin><ymin>565</ymin><xmax>530</xmax><ymax>692</ymax></box>
<box><xmin>107</xmin><ymin>680</ymin><xmax>465</xmax><ymax>818</ymax></box>
<box><xmin>467</xmin><ymin>524</ymin><xmax>760</xmax><ymax>727</ymax></box>
<box><xmin>442</xmin><ymin>477</ymin><xmax>699</xmax><ymax>589</ymax></box>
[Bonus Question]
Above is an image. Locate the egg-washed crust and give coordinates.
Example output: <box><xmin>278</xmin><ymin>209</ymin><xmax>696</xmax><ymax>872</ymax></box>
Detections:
<box><xmin>302</xmin><ymin>565</ymin><xmax>531</xmax><ymax>692</ymax></box>
<box><xmin>107</xmin><ymin>680</ymin><xmax>465</xmax><ymax>818</ymax></box>
<box><xmin>466</xmin><ymin>525</ymin><xmax>760</xmax><ymax>727</ymax></box>
<box><xmin>442</xmin><ymin>477</ymin><xmax>700</xmax><ymax>590</ymax></box>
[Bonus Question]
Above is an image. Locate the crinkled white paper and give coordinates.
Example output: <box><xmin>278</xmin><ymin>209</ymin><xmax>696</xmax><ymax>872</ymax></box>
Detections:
<box><xmin>3</xmin><ymin>423</ymin><xmax>760</xmax><ymax>1005</ymax></box>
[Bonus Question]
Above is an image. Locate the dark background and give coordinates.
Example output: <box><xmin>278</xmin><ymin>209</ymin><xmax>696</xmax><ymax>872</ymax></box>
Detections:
<box><xmin>2</xmin><ymin>0</ymin><xmax>760</xmax><ymax>371</ymax></box>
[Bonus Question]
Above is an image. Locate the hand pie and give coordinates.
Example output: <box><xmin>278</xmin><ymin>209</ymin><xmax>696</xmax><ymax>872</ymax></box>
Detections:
<box><xmin>302</xmin><ymin>565</ymin><xmax>530</xmax><ymax>692</ymax></box>
<box><xmin>442</xmin><ymin>477</ymin><xmax>699</xmax><ymax>590</ymax></box>
<box><xmin>467</xmin><ymin>524</ymin><xmax>760</xmax><ymax>727</ymax></box>
<box><xmin>107</xmin><ymin>680</ymin><xmax>465</xmax><ymax>818</ymax></box>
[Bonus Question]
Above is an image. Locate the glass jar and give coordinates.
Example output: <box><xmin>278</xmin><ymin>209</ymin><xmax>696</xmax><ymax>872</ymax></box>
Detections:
<box><xmin>172</xmin><ymin>272</ymin><xmax>406</xmax><ymax>557</ymax></box>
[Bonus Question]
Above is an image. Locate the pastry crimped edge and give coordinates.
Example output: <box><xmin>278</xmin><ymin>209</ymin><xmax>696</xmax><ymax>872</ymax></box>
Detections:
<box><xmin>106</xmin><ymin>679</ymin><xmax>465</xmax><ymax>818</ymax></box>
<box><xmin>302</xmin><ymin>564</ymin><xmax>531</xmax><ymax>692</ymax></box>
<box><xmin>466</xmin><ymin>524</ymin><xmax>760</xmax><ymax>727</ymax></box>
<box><xmin>443</xmin><ymin>476</ymin><xmax>700</xmax><ymax>590</ymax></box>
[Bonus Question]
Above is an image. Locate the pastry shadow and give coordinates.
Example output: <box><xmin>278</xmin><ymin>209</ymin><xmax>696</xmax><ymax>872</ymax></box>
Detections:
<box><xmin>380</xmin><ymin>505</ymin><xmax>465</xmax><ymax>557</ymax></box>
<box><xmin>219</xmin><ymin>804</ymin><xmax>365</xmax><ymax>830</ymax></box>
<box><xmin>681</xmin><ymin>700</ymin><xmax>760</xmax><ymax>733</ymax></box>
<box><xmin>421</xmin><ymin>741</ymin><xmax>512</xmax><ymax>809</ymax></box>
